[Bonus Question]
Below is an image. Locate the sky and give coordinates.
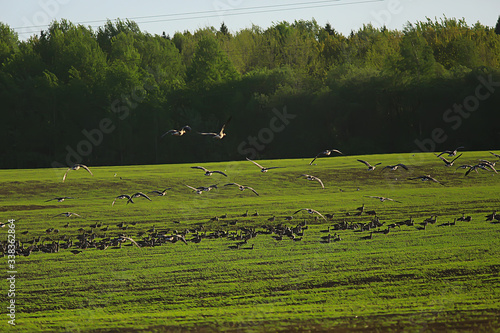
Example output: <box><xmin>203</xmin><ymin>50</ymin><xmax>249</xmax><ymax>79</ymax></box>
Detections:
<box><xmin>1</xmin><ymin>0</ymin><xmax>499</xmax><ymax>40</ymax></box>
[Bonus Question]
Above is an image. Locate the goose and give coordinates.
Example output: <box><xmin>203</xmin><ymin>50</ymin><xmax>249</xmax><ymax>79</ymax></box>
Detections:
<box><xmin>117</xmin><ymin>236</ymin><xmax>141</xmax><ymax>248</ymax></box>
<box><xmin>324</xmin><ymin>213</ymin><xmax>335</xmax><ymax>220</ymax></box>
<box><xmin>191</xmin><ymin>166</ymin><xmax>227</xmax><ymax>177</ymax></box>
<box><xmin>196</xmin><ymin>185</ymin><xmax>218</xmax><ymax>192</ymax></box>
<box><xmin>198</xmin><ymin>117</ymin><xmax>231</xmax><ymax>139</ymax></box>
<box><xmin>457</xmin><ymin>213</ymin><xmax>471</xmax><ymax>222</ymax></box>
<box><xmin>161</xmin><ymin>125</ymin><xmax>191</xmax><ymax>137</ymax></box>
<box><xmin>293</xmin><ymin>208</ymin><xmax>327</xmax><ymax>221</ymax></box>
<box><xmin>356</xmin><ymin>204</ymin><xmax>365</xmax><ymax>212</ymax></box>
<box><xmin>408</xmin><ymin>175</ymin><xmax>444</xmax><ymax>185</ymax></box>
<box><xmin>464</xmin><ymin>164</ymin><xmax>496</xmax><ymax>176</ymax></box>
<box><xmin>310</xmin><ymin>149</ymin><xmax>343</xmax><ymax>165</ymax></box>
<box><xmin>70</xmin><ymin>250</ymin><xmax>82</xmax><ymax>255</ymax></box>
<box><xmin>478</xmin><ymin>160</ymin><xmax>498</xmax><ymax>173</ymax></box>
<box><xmin>112</xmin><ymin>192</ymin><xmax>152</xmax><ymax>205</ymax></box>
<box><xmin>129</xmin><ymin>192</ymin><xmax>152</xmax><ymax>203</ymax></box>
<box><xmin>361</xmin><ymin>232</ymin><xmax>373</xmax><ymax>240</ymax></box>
<box><xmin>252</xmin><ymin>211</ymin><xmax>259</xmax><ymax>216</ymax></box>
<box><xmin>54</xmin><ymin>212</ymin><xmax>80</xmax><ymax>218</ymax></box>
<box><xmin>357</xmin><ymin>159</ymin><xmax>381</xmax><ymax>171</ymax></box>
<box><xmin>246</xmin><ymin>157</ymin><xmax>283</xmax><ymax>173</ymax></box>
<box><xmin>489</xmin><ymin>152</ymin><xmax>500</xmax><ymax>159</ymax></box>
<box><xmin>366</xmin><ymin>196</ymin><xmax>401</xmax><ymax>203</ymax></box>
<box><xmin>45</xmin><ymin>196</ymin><xmax>74</xmax><ymax>202</ymax></box>
<box><xmin>112</xmin><ymin>194</ymin><xmax>132</xmax><ymax>206</ymax></box>
<box><xmin>485</xmin><ymin>211</ymin><xmax>497</xmax><ymax>222</ymax></box>
<box><xmin>437</xmin><ymin>153</ymin><xmax>462</xmax><ymax>167</ymax></box>
<box><xmin>437</xmin><ymin>146</ymin><xmax>464</xmax><ymax>157</ymax></box>
<box><xmin>299</xmin><ymin>174</ymin><xmax>324</xmax><ymax>188</ymax></box>
<box><xmin>241</xmin><ymin>210</ymin><xmax>249</xmax><ymax>217</ymax></box>
<box><xmin>185</xmin><ymin>185</ymin><xmax>204</xmax><ymax>194</ymax></box>
<box><xmin>224</xmin><ymin>183</ymin><xmax>259</xmax><ymax>196</ymax></box>
<box><xmin>62</xmin><ymin>164</ymin><xmax>93</xmax><ymax>182</ymax></box>
<box><xmin>455</xmin><ymin>164</ymin><xmax>474</xmax><ymax>173</ymax></box>
<box><xmin>149</xmin><ymin>188</ymin><xmax>172</xmax><ymax>196</ymax></box>
<box><xmin>382</xmin><ymin>163</ymin><xmax>409</xmax><ymax>171</ymax></box>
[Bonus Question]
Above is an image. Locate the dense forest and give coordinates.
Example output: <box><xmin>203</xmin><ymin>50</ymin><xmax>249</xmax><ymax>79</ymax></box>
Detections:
<box><xmin>1</xmin><ymin>17</ymin><xmax>500</xmax><ymax>169</ymax></box>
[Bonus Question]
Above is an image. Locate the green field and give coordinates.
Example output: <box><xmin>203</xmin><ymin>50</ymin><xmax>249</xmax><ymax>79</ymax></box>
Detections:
<box><xmin>1</xmin><ymin>151</ymin><xmax>500</xmax><ymax>332</ymax></box>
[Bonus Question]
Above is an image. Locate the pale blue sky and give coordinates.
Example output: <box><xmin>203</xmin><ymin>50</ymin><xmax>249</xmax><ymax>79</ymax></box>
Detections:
<box><xmin>1</xmin><ymin>0</ymin><xmax>498</xmax><ymax>40</ymax></box>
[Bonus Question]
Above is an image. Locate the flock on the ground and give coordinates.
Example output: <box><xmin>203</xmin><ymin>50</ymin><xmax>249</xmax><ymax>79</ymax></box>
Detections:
<box><xmin>1</xmin><ymin>121</ymin><xmax>499</xmax><ymax>258</ymax></box>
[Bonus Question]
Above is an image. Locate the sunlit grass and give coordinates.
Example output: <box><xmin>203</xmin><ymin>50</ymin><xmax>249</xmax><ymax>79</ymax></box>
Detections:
<box><xmin>1</xmin><ymin>151</ymin><xmax>500</xmax><ymax>331</ymax></box>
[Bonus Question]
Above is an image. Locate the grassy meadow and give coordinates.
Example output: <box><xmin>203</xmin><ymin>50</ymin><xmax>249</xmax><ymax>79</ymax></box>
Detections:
<box><xmin>1</xmin><ymin>151</ymin><xmax>500</xmax><ymax>332</ymax></box>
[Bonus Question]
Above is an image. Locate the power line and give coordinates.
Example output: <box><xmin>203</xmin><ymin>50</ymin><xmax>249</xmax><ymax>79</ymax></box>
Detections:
<box><xmin>13</xmin><ymin>0</ymin><xmax>383</xmax><ymax>35</ymax></box>
<box><xmin>14</xmin><ymin>0</ymin><xmax>345</xmax><ymax>29</ymax></box>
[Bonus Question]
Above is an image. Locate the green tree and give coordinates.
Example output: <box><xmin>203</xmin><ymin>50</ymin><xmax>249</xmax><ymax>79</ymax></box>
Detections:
<box><xmin>397</xmin><ymin>24</ymin><xmax>436</xmax><ymax>78</ymax></box>
<box><xmin>0</xmin><ymin>23</ymin><xmax>18</xmax><ymax>64</ymax></box>
<box><xmin>187</xmin><ymin>35</ymin><xmax>239</xmax><ymax>89</ymax></box>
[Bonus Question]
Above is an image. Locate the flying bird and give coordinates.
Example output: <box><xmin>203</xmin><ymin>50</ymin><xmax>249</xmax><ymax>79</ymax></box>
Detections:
<box><xmin>299</xmin><ymin>174</ymin><xmax>324</xmax><ymax>188</ymax></box>
<box><xmin>117</xmin><ymin>236</ymin><xmax>141</xmax><ymax>248</ymax></box>
<box><xmin>195</xmin><ymin>185</ymin><xmax>218</xmax><ymax>192</ymax></box>
<box><xmin>357</xmin><ymin>159</ymin><xmax>381</xmax><ymax>171</ymax></box>
<box><xmin>45</xmin><ymin>197</ymin><xmax>74</xmax><ymax>202</ymax></box>
<box><xmin>54</xmin><ymin>212</ymin><xmax>81</xmax><ymax>217</ymax></box>
<box><xmin>198</xmin><ymin>117</ymin><xmax>231</xmax><ymax>139</ymax></box>
<box><xmin>224</xmin><ymin>183</ymin><xmax>259</xmax><ymax>196</ymax></box>
<box><xmin>191</xmin><ymin>166</ymin><xmax>227</xmax><ymax>177</ymax></box>
<box><xmin>293</xmin><ymin>208</ymin><xmax>327</xmax><ymax>221</ymax></box>
<box><xmin>408</xmin><ymin>175</ymin><xmax>444</xmax><ymax>185</ymax></box>
<box><xmin>366</xmin><ymin>196</ymin><xmax>401</xmax><ymax>203</ymax></box>
<box><xmin>161</xmin><ymin>125</ymin><xmax>191</xmax><ymax>137</ymax></box>
<box><xmin>437</xmin><ymin>153</ymin><xmax>462</xmax><ymax>167</ymax></box>
<box><xmin>185</xmin><ymin>185</ymin><xmax>204</xmax><ymax>194</ymax></box>
<box><xmin>62</xmin><ymin>164</ymin><xmax>93</xmax><ymax>182</ymax></box>
<box><xmin>148</xmin><ymin>188</ymin><xmax>172</xmax><ymax>196</ymax></box>
<box><xmin>112</xmin><ymin>192</ymin><xmax>151</xmax><ymax>206</ymax></box>
<box><xmin>489</xmin><ymin>152</ymin><xmax>500</xmax><ymax>159</ymax></box>
<box><xmin>382</xmin><ymin>164</ymin><xmax>409</xmax><ymax>171</ymax></box>
<box><xmin>437</xmin><ymin>146</ymin><xmax>464</xmax><ymax>157</ymax></box>
<box><xmin>310</xmin><ymin>149</ymin><xmax>343</xmax><ymax>165</ymax></box>
<box><xmin>246</xmin><ymin>157</ymin><xmax>283</xmax><ymax>173</ymax></box>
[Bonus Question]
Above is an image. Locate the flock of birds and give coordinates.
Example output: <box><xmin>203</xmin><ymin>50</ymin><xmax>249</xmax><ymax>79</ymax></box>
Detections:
<box><xmin>2</xmin><ymin>119</ymin><xmax>500</xmax><ymax>259</ymax></box>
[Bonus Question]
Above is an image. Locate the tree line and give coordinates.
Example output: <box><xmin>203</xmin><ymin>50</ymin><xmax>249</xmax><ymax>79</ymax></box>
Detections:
<box><xmin>1</xmin><ymin>17</ymin><xmax>500</xmax><ymax>168</ymax></box>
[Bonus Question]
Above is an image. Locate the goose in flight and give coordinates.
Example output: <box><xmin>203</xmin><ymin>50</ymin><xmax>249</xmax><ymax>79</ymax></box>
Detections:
<box><xmin>62</xmin><ymin>164</ymin><xmax>93</xmax><ymax>182</ymax></box>
<box><xmin>161</xmin><ymin>125</ymin><xmax>191</xmax><ymax>138</ymax></box>
<box><xmin>489</xmin><ymin>152</ymin><xmax>500</xmax><ymax>159</ymax></box>
<box><xmin>224</xmin><ymin>183</ymin><xmax>259</xmax><ymax>196</ymax></box>
<box><xmin>54</xmin><ymin>212</ymin><xmax>81</xmax><ymax>217</ymax></box>
<box><xmin>185</xmin><ymin>184</ymin><xmax>204</xmax><ymax>194</ymax></box>
<box><xmin>117</xmin><ymin>236</ymin><xmax>141</xmax><ymax>248</ymax></box>
<box><xmin>366</xmin><ymin>196</ymin><xmax>401</xmax><ymax>203</ymax></box>
<box><xmin>357</xmin><ymin>159</ymin><xmax>381</xmax><ymax>171</ymax></box>
<box><xmin>464</xmin><ymin>162</ymin><xmax>498</xmax><ymax>176</ymax></box>
<box><xmin>198</xmin><ymin>117</ymin><xmax>231</xmax><ymax>139</ymax></box>
<box><xmin>310</xmin><ymin>149</ymin><xmax>343</xmax><ymax>165</ymax></box>
<box><xmin>299</xmin><ymin>174</ymin><xmax>324</xmax><ymax>188</ymax></box>
<box><xmin>246</xmin><ymin>157</ymin><xmax>283</xmax><ymax>173</ymax></box>
<box><xmin>437</xmin><ymin>153</ymin><xmax>462</xmax><ymax>167</ymax></box>
<box><xmin>293</xmin><ymin>208</ymin><xmax>327</xmax><ymax>221</ymax></box>
<box><xmin>191</xmin><ymin>166</ymin><xmax>227</xmax><ymax>177</ymax></box>
<box><xmin>408</xmin><ymin>175</ymin><xmax>444</xmax><ymax>185</ymax></box>
<box><xmin>196</xmin><ymin>185</ymin><xmax>218</xmax><ymax>192</ymax></box>
<box><xmin>382</xmin><ymin>163</ymin><xmax>409</xmax><ymax>171</ymax></box>
<box><xmin>148</xmin><ymin>188</ymin><xmax>172</xmax><ymax>196</ymax></box>
<box><xmin>112</xmin><ymin>192</ymin><xmax>151</xmax><ymax>205</ymax></box>
<box><xmin>437</xmin><ymin>146</ymin><xmax>464</xmax><ymax>157</ymax></box>
<box><xmin>45</xmin><ymin>197</ymin><xmax>74</xmax><ymax>202</ymax></box>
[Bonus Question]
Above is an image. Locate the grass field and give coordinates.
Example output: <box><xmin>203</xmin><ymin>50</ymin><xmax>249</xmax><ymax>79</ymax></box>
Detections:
<box><xmin>1</xmin><ymin>151</ymin><xmax>500</xmax><ymax>332</ymax></box>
